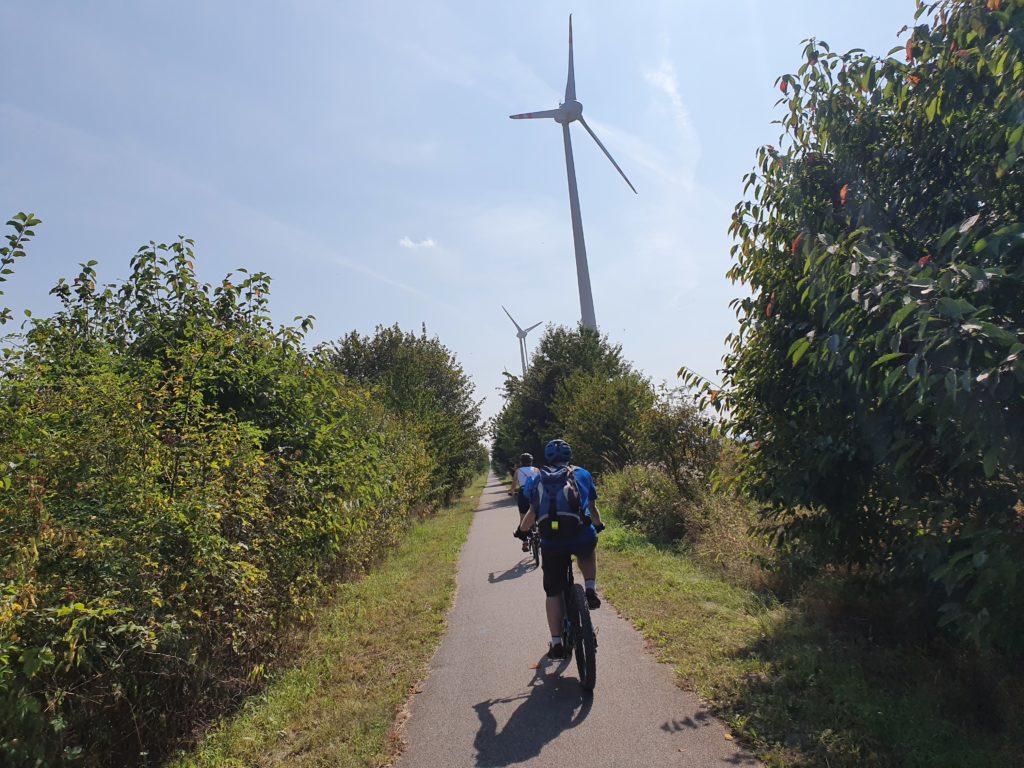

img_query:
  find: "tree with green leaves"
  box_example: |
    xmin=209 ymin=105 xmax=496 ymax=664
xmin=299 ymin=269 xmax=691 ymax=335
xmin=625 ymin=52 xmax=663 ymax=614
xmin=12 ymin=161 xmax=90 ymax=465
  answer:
xmin=325 ymin=324 xmax=484 ymax=506
xmin=490 ymin=325 xmax=631 ymax=472
xmin=700 ymin=0 xmax=1024 ymax=650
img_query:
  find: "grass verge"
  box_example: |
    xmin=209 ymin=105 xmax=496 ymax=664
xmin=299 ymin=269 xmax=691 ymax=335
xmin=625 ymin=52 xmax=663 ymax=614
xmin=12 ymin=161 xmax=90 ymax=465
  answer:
xmin=171 ymin=472 xmax=488 ymax=768
xmin=598 ymin=514 xmax=1024 ymax=768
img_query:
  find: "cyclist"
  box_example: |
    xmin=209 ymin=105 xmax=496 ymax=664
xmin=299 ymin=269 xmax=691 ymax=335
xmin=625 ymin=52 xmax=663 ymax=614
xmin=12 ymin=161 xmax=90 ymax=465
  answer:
xmin=514 ymin=439 xmax=604 ymax=659
xmin=510 ymin=453 xmax=540 ymax=551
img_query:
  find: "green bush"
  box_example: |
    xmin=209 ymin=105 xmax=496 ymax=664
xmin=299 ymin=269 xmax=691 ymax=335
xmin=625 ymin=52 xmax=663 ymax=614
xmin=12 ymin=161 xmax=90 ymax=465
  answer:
xmin=694 ymin=0 xmax=1024 ymax=651
xmin=0 ymin=228 xmax=476 ymax=766
xmin=602 ymin=464 xmax=690 ymax=544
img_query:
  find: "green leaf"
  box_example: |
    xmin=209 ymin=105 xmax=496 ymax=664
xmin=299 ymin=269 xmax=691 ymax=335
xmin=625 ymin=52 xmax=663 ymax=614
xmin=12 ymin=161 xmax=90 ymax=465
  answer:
xmin=982 ymin=447 xmax=998 ymax=477
xmin=935 ymin=297 xmax=976 ymax=319
xmin=872 ymin=352 xmax=908 ymax=368
xmin=890 ymin=301 xmax=918 ymax=328
xmin=788 ymin=337 xmax=811 ymax=366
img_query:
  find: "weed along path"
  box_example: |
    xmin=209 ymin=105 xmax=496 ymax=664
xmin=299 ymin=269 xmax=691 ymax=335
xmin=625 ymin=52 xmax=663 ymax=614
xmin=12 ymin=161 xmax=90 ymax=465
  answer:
xmin=394 ymin=474 xmax=760 ymax=767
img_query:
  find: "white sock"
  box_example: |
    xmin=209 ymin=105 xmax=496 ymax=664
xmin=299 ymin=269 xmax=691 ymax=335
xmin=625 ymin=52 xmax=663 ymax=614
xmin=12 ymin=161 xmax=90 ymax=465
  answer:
xmin=551 ymin=635 xmax=562 ymax=646
xmin=585 ymin=579 xmax=596 ymax=591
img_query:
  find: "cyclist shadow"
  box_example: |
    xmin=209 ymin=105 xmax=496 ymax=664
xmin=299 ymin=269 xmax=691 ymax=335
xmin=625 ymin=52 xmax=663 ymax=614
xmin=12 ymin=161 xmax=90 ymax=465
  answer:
xmin=472 ymin=659 xmax=592 ymax=767
xmin=487 ymin=558 xmax=536 ymax=583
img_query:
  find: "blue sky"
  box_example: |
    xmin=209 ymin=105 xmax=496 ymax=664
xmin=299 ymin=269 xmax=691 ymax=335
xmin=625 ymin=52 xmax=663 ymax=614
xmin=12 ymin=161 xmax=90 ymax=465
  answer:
xmin=1 ymin=1 xmax=917 ymax=422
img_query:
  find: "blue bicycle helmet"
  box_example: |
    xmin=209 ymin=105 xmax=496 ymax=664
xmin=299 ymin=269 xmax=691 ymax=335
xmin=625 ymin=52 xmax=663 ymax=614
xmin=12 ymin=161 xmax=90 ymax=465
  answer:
xmin=544 ymin=439 xmax=572 ymax=464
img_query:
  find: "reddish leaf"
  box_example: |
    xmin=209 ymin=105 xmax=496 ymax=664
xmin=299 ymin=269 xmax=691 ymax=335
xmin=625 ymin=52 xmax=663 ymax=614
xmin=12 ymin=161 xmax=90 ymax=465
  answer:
xmin=710 ymin=390 xmax=719 ymax=405
xmin=906 ymin=39 xmax=914 ymax=62
xmin=780 ymin=78 xmax=788 ymax=94
xmin=987 ymin=0 xmax=1000 ymax=10
xmin=791 ymin=234 xmax=803 ymax=254
xmin=908 ymin=74 xmax=921 ymax=86
xmin=840 ymin=184 xmax=849 ymax=206
xmin=918 ymin=254 xmax=932 ymax=268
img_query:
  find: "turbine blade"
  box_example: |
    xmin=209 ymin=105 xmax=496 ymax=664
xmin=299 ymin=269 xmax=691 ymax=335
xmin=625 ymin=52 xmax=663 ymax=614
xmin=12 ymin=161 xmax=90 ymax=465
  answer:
xmin=502 ymin=305 xmax=525 ymax=333
xmin=524 ymin=321 xmax=543 ymax=333
xmin=510 ymin=108 xmax=562 ymax=120
xmin=565 ymin=15 xmax=576 ymax=102
xmin=578 ymin=116 xmax=637 ymax=194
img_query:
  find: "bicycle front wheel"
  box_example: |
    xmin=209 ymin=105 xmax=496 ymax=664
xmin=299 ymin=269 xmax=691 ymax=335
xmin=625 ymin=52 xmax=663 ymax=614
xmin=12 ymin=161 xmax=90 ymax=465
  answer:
xmin=571 ymin=584 xmax=597 ymax=691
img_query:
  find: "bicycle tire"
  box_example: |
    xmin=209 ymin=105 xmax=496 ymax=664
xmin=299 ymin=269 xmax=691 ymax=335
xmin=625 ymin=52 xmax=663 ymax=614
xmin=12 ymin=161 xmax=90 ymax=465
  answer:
xmin=531 ymin=533 xmax=540 ymax=567
xmin=572 ymin=583 xmax=597 ymax=691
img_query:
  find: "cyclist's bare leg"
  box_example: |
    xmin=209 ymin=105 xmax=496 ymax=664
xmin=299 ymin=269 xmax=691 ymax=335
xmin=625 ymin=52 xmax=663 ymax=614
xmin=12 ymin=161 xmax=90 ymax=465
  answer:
xmin=545 ymin=595 xmax=563 ymax=636
xmin=577 ymin=551 xmax=597 ymax=581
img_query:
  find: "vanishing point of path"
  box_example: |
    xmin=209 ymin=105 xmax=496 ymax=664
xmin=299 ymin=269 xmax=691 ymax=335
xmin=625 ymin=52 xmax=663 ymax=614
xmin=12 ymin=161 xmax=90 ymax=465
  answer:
xmin=395 ymin=474 xmax=761 ymax=767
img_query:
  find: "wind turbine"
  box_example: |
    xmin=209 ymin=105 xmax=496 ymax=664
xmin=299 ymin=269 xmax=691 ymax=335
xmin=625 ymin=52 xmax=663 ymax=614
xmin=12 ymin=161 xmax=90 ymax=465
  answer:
xmin=510 ymin=15 xmax=636 ymax=331
xmin=503 ymin=305 xmax=542 ymax=378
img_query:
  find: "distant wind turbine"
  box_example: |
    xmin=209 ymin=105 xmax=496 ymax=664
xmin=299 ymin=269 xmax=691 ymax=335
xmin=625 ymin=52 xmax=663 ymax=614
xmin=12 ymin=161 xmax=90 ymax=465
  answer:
xmin=510 ymin=15 xmax=636 ymax=331
xmin=503 ymin=306 xmax=542 ymax=378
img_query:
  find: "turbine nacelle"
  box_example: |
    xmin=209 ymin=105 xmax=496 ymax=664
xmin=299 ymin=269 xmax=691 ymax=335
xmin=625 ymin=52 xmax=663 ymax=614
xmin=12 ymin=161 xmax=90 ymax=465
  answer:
xmin=556 ymin=100 xmax=583 ymax=124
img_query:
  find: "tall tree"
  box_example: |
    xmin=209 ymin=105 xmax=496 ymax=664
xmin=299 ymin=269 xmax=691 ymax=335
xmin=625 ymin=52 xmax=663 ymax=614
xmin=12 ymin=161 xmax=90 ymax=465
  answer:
xmin=704 ymin=0 xmax=1024 ymax=650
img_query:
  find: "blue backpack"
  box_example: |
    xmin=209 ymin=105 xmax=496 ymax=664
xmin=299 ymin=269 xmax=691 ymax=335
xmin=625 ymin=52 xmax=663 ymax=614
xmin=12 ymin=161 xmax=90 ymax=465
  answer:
xmin=535 ymin=465 xmax=583 ymax=537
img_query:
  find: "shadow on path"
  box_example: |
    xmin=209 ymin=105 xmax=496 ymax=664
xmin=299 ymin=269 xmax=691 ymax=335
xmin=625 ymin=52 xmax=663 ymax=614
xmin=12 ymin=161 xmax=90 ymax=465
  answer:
xmin=473 ymin=660 xmax=592 ymax=767
xmin=488 ymin=558 xmax=537 ymax=584
xmin=477 ymin=496 xmax=514 ymax=513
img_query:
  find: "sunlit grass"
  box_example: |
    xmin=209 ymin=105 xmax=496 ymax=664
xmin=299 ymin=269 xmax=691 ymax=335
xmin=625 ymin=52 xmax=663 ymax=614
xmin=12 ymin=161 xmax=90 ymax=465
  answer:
xmin=599 ymin=505 xmax=1024 ymax=768
xmin=172 ymin=473 xmax=488 ymax=768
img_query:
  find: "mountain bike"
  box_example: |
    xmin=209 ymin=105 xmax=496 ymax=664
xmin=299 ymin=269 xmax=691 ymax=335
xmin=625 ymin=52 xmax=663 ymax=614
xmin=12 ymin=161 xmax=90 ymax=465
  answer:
xmin=560 ymin=556 xmax=596 ymax=692
xmin=529 ymin=522 xmax=540 ymax=567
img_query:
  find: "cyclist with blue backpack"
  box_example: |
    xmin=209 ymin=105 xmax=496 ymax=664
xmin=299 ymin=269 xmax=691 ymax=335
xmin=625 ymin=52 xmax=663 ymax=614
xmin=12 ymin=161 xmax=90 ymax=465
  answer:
xmin=514 ymin=439 xmax=604 ymax=659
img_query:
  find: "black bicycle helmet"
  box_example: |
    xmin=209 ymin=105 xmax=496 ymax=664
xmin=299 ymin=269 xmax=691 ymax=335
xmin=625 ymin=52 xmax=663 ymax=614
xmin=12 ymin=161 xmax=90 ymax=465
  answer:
xmin=519 ymin=452 xmax=533 ymax=466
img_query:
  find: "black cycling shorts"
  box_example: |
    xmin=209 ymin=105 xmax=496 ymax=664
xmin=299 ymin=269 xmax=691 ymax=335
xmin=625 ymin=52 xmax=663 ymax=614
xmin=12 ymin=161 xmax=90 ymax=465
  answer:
xmin=516 ymin=490 xmax=531 ymax=515
xmin=541 ymin=538 xmax=597 ymax=597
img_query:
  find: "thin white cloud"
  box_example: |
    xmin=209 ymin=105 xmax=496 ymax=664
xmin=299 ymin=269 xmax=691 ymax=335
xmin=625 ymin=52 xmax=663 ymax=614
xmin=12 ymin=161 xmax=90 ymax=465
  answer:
xmin=399 ymin=236 xmax=437 ymax=249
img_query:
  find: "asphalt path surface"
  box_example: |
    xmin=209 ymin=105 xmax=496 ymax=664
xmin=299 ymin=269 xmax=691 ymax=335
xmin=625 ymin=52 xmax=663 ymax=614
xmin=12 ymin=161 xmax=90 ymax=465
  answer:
xmin=394 ymin=474 xmax=761 ymax=767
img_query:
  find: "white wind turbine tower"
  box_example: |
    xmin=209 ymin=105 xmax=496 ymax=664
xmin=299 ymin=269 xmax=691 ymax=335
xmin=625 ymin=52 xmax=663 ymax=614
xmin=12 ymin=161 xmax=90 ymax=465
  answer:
xmin=511 ymin=15 xmax=636 ymax=331
xmin=503 ymin=305 xmax=542 ymax=378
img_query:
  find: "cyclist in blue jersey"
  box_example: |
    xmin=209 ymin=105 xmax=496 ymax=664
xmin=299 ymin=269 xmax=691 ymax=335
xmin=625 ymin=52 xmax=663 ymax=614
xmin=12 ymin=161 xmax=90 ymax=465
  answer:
xmin=514 ymin=439 xmax=604 ymax=659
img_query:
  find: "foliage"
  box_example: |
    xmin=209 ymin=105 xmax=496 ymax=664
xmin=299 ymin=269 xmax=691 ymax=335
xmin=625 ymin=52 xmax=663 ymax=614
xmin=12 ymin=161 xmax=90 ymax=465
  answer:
xmin=0 ymin=213 xmax=40 ymax=327
xmin=552 ymin=369 xmax=655 ymax=472
xmin=173 ymin=474 xmax=486 ymax=768
xmin=490 ymin=325 xmax=630 ymax=472
xmin=696 ymin=0 xmax=1024 ymax=651
xmin=602 ymin=464 xmax=689 ymax=543
xmin=628 ymin=387 xmax=721 ymax=501
xmin=324 ymin=325 xmax=483 ymax=506
xmin=0 ymin=223 xmax=479 ymax=766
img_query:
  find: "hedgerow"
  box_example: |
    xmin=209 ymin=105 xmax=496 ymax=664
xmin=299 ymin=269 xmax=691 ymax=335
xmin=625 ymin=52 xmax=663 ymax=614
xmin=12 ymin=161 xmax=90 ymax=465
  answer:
xmin=0 ymin=220 xmax=481 ymax=766
xmin=695 ymin=0 xmax=1024 ymax=652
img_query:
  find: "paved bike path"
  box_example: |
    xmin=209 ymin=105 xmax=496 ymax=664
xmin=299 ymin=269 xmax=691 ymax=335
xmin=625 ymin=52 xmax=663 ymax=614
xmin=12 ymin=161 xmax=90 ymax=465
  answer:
xmin=394 ymin=474 xmax=760 ymax=767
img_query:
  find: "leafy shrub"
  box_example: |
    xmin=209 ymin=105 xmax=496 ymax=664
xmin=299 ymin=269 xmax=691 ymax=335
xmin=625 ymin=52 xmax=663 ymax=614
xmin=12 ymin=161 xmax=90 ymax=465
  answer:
xmin=628 ymin=387 xmax=720 ymax=501
xmin=695 ymin=0 xmax=1024 ymax=651
xmin=602 ymin=464 xmax=690 ymax=544
xmin=0 ymin=226 xmax=477 ymax=766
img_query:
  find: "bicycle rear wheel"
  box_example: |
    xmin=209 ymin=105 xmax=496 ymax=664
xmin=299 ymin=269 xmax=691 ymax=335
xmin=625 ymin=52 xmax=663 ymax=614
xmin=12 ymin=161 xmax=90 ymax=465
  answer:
xmin=530 ymin=532 xmax=540 ymax=567
xmin=571 ymin=584 xmax=597 ymax=691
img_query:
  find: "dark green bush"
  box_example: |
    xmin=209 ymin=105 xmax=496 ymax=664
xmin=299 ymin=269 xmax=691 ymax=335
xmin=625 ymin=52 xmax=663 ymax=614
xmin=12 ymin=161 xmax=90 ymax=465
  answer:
xmin=693 ymin=0 xmax=1024 ymax=651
